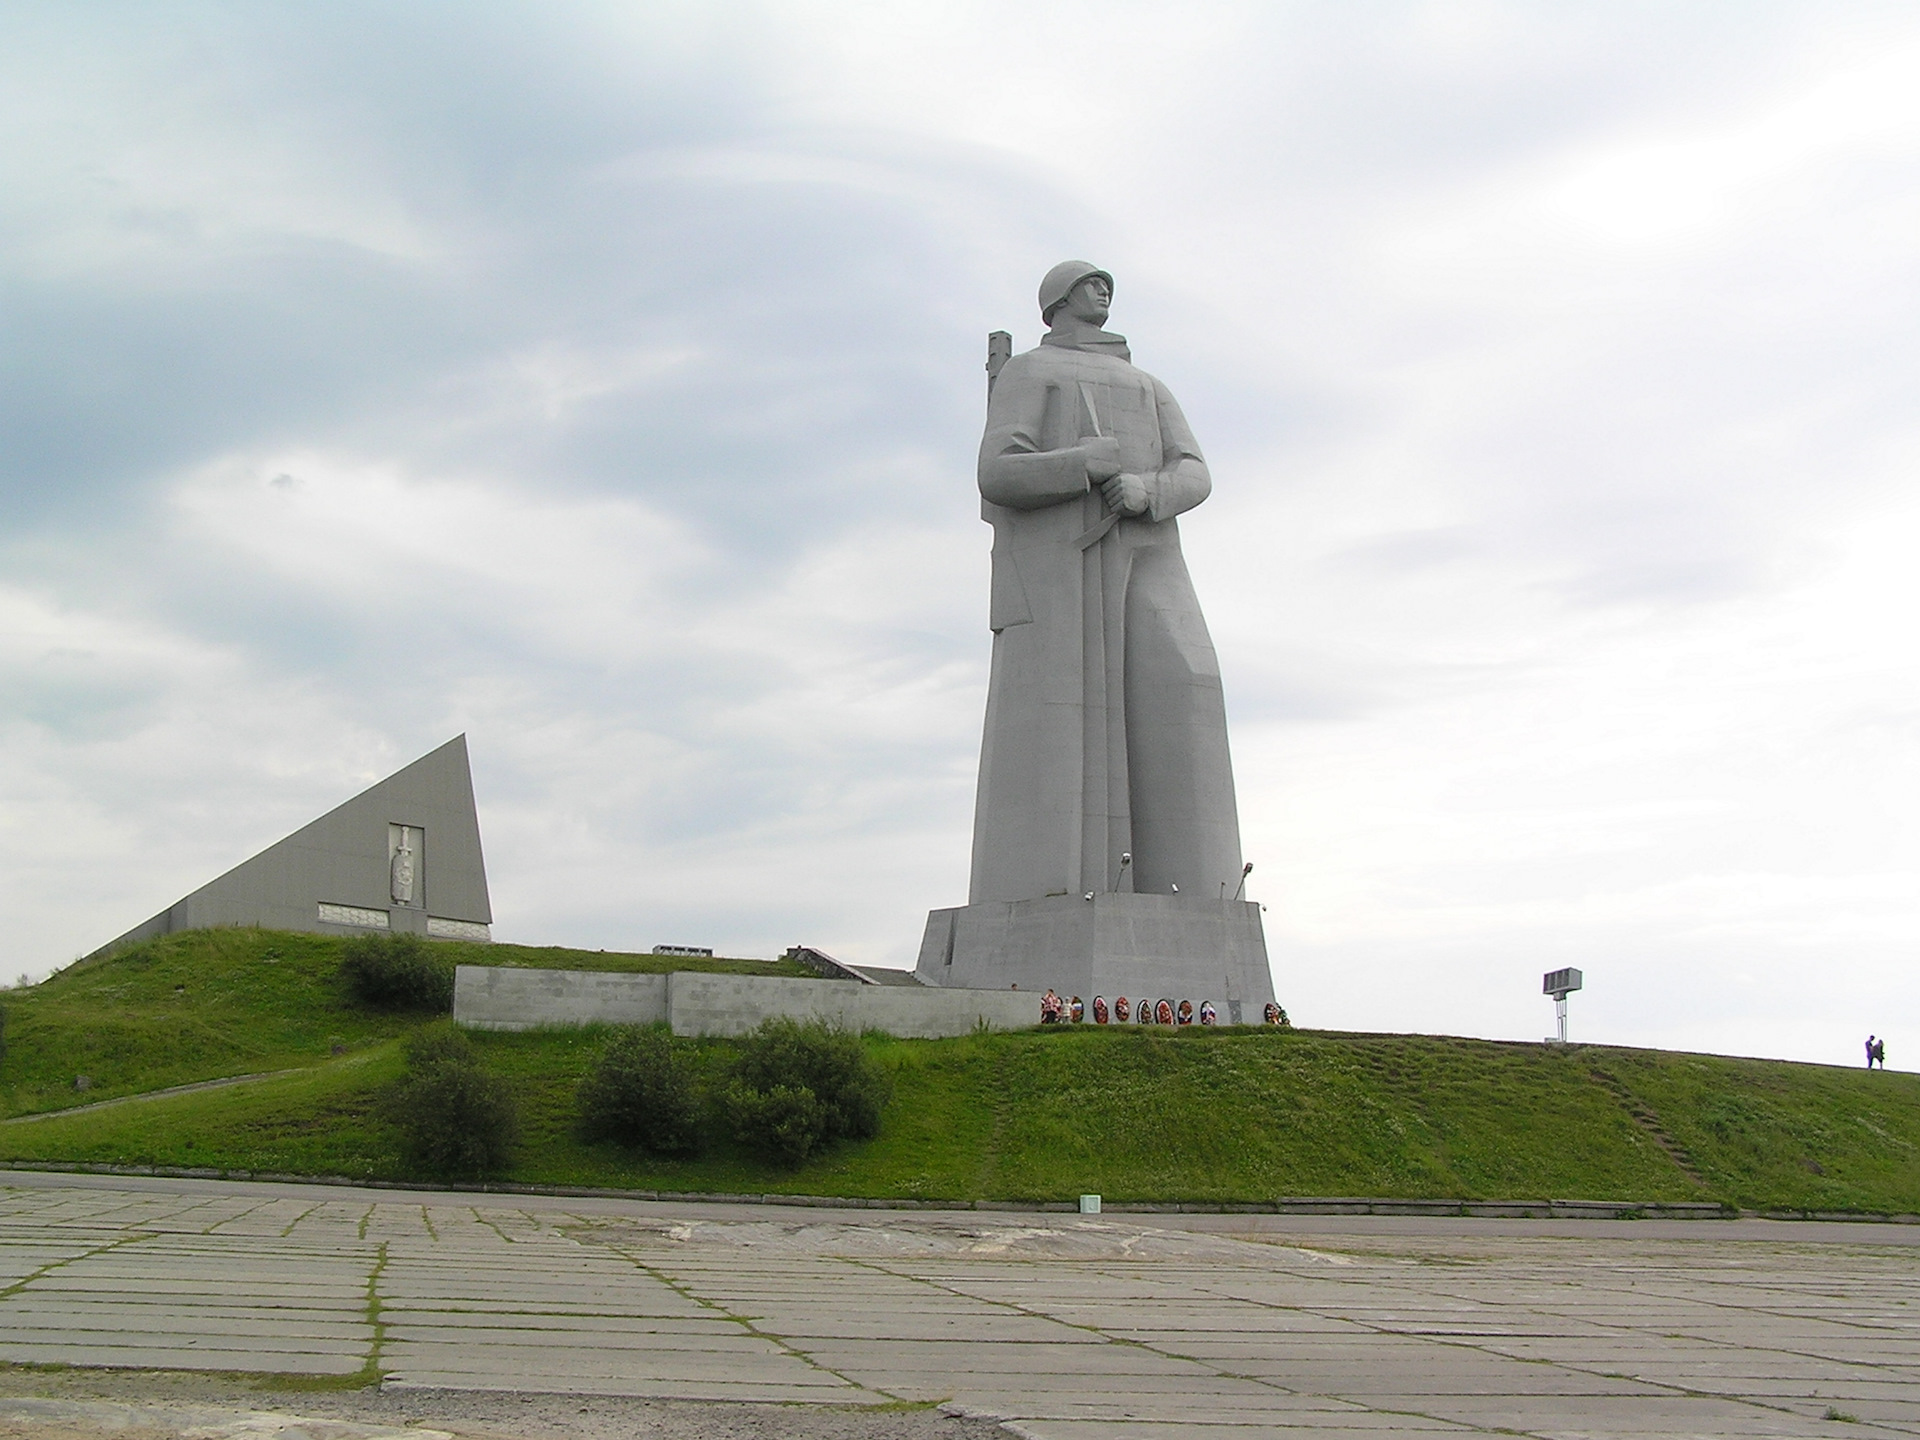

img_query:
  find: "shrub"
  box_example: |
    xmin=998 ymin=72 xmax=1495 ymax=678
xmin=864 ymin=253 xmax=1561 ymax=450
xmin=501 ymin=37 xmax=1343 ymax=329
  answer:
xmin=723 ymin=1018 xmax=891 ymax=1166
xmin=578 ymin=1027 xmax=703 ymax=1155
xmin=723 ymin=1081 xmax=827 ymax=1165
xmin=340 ymin=932 xmax=454 ymax=1011
xmin=384 ymin=1022 xmax=519 ymax=1178
xmin=404 ymin=1023 xmax=477 ymax=1070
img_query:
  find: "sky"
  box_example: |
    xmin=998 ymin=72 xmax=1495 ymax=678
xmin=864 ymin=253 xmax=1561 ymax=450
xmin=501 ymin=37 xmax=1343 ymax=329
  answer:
xmin=3 ymin=1 xmax=1917 ymax=1068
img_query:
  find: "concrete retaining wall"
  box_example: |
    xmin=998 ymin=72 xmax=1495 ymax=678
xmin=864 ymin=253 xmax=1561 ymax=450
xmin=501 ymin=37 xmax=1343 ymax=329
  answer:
xmin=664 ymin=972 xmax=1037 ymax=1038
xmin=453 ymin=965 xmax=1038 ymax=1038
xmin=455 ymin=966 xmax=667 ymax=1031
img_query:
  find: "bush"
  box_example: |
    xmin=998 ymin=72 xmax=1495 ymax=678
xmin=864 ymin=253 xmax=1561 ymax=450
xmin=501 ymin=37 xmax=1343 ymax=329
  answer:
xmin=723 ymin=1018 xmax=891 ymax=1166
xmin=340 ymin=932 xmax=454 ymax=1011
xmin=404 ymin=1023 xmax=477 ymax=1070
xmin=578 ymin=1027 xmax=703 ymax=1155
xmin=384 ymin=1023 xmax=519 ymax=1178
xmin=723 ymin=1081 xmax=827 ymax=1166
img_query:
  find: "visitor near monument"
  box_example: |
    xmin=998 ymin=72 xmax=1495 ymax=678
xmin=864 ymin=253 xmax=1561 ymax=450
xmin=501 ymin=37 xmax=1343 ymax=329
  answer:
xmin=918 ymin=262 xmax=1276 ymax=1014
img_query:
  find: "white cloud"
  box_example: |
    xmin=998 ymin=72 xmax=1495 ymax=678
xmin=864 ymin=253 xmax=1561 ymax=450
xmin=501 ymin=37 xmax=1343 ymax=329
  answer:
xmin=1543 ymin=39 xmax=1920 ymax=246
xmin=171 ymin=453 xmax=705 ymax=663
xmin=4 ymin=2 xmax=1918 ymax=1071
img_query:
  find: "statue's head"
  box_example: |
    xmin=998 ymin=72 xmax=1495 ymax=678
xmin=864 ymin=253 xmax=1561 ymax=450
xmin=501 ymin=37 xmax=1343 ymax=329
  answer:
xmin=1039 ymin=260 xmax=1113 ymax=325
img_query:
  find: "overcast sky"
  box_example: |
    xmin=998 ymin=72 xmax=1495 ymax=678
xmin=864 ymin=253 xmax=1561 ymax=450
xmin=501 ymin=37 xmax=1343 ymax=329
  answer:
xmin=4 ymin=1 xmax=1917 ymax=1067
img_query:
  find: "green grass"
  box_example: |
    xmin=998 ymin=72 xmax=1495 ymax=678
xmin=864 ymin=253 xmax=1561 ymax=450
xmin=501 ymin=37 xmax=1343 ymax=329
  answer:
xmin=1599 ymin=1048 xmax=1920 ymax=1214
xmin=0 ymin=926 xmax=805 ymax=1120
xmin=508 ymin=1024 xmax=1699 ymax=1204
xmin=0 ymin=1048 xmax=407 ymax=1179
xmin=3 ymin=927 xmax=1917 ymax=1213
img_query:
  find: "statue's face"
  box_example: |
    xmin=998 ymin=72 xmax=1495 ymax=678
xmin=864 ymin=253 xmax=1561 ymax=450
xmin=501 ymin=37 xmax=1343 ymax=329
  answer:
xmin=1062 ymin=275 xmax=1111 ymax=325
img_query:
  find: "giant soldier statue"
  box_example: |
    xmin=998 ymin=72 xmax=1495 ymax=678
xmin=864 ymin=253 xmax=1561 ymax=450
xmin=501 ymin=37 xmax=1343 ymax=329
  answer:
xmin=917 ymin=262 xmax=1275 ymax=1017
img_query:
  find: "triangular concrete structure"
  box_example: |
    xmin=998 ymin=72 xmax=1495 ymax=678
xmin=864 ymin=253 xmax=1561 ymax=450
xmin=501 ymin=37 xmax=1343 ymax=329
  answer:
xmin=95 ymin=735 xmax=493 ymax=956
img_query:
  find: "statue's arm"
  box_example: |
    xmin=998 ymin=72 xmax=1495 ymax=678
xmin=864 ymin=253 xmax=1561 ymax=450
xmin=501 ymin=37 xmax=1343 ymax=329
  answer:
xmin=1144 ymin=377 xmax=1212 ymax=522
xmin=978 ymin=366 xmax=1094 ymax=511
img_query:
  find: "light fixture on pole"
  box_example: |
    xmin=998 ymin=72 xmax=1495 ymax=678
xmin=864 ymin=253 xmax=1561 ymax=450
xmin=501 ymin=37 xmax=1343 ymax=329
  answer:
xmin=1542 ymin=967 xmax=1583 ymax=1045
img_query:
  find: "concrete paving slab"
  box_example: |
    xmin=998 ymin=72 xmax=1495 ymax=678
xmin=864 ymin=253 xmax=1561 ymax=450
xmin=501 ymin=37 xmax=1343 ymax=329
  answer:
xmin=379 ymin=1373 xmax=884 ymax=1402
xmin=997 ymin=1411 xmax=1376 ymax=1433
xmin=378 ymin=1343 xmax=838 ymax=1383
xmin=1199 ymin=1367 xmax=1675 ymax=1396
xmin=383 ymin=1324 xmax=777 ymax=1353
xmin=796 ymin=1340 xmax=1214 ymax=1376
xmin=2 ymin=1172 xmax=1918 ymax=1439
xmin=0 ymin=1311 xmax=368 ymax=1342
xmin=881 ymin=1372 xmax=1290 ymax=1401
xmin=1390 ymin=1392 xmax=1849 ymax=1425
xmin=0 ymin=1343 xmax=364 ymax=1374
xmin=0 ymin=1329 xmax=367 ymax=1358
xmin=964 ymin=1389 xmax=1374 ymax=1416
xmin=377 ymin=1308 xmax=743 ymax=1334
xmin=985 ymin=1417 xmax=1483 ymax=1436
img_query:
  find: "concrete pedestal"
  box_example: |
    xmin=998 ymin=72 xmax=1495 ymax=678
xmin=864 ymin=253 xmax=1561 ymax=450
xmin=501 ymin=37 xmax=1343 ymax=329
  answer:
xmin=915 ymin=892 xmax=1274 ymax=1022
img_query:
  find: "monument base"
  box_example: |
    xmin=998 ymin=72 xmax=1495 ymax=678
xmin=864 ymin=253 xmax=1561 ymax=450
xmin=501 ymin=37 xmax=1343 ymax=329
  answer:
xmin=915 ymin=893 xmax=1274 ymax=1023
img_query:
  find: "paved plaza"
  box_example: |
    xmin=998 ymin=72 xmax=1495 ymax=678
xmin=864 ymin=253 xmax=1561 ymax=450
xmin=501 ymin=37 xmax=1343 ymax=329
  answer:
xmin=0 ymin=1171 xmax=1916 ymax=1438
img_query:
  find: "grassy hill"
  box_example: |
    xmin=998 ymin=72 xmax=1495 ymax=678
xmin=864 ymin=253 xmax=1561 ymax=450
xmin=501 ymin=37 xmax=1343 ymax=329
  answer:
xmin=3 ymin=927 xmax=1916 ymax=1215
xmin=0 ymin=926 xmax=807 ymax=1118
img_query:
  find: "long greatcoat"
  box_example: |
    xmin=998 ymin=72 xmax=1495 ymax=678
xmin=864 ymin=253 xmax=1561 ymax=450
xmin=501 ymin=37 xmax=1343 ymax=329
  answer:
xmin=969 ymin=329 xmax=1245 ymax=905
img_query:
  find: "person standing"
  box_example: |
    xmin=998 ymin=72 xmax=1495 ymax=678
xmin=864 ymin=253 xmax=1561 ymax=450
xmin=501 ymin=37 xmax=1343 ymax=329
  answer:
xmin=1867 ymin=1035 xmax=1878 ymax=1069
xmin=1874 ymin=1037 xmax=1887 ymax=1070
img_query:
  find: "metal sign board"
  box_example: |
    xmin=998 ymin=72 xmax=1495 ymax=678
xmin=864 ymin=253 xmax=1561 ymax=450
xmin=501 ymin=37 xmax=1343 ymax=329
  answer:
xmin=1542 ymin=967 xmax=1583 ymax=998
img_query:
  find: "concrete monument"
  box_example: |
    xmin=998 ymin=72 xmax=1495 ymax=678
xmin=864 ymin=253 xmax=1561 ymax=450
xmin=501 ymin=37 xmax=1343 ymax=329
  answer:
xmin=91 ymin=734 xmax=493 ymax=957
xmin=917 ymin=262 xmax=1274 ymax=1017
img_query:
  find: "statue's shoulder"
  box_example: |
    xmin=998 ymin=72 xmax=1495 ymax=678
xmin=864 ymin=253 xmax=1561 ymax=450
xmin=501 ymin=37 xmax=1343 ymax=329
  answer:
xmin=984 ymin=348 xmax=1059 ymax=405
xmin=1006 ymin=343 xmax=1134 ymax=382
xmin=1000 ymin=346 xmax=1067 ymax=380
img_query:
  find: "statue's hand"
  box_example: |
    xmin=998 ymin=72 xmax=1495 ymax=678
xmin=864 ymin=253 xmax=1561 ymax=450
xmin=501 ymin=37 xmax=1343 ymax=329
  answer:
xmin=1101 ymin=472 xmax=1151 ymax=516
xmin=1082 ymin=435 xmax=1122 ymax=481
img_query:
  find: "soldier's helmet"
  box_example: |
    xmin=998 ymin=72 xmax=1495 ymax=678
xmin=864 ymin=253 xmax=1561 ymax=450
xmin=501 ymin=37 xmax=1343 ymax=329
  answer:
xmin=1039 ymin=261 xmax=1113 ymax=321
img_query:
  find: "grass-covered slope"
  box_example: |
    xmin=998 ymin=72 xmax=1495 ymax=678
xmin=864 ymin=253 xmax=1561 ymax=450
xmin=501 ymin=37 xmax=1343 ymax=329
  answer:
xmin=3 ymin=928 xmax=1916 ymax=1214
xmin=0 ymin=925 xmax=806 ymax=1119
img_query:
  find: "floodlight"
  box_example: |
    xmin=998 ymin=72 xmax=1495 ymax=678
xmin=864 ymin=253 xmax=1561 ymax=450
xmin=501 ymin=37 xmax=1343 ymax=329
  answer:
xmin=1542 ymin=968 xmax=1583 ymax=1044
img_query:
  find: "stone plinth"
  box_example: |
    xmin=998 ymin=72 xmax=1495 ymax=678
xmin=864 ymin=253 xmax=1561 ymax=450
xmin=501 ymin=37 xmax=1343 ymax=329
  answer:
xmin=915 ymin=892 xmax=1274 ymax=1020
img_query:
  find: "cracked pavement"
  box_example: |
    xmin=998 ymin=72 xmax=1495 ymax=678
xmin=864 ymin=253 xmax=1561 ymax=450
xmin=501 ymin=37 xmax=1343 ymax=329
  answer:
xmin=1 ymin=1172 xmax=1916 ymax=1438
